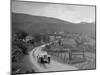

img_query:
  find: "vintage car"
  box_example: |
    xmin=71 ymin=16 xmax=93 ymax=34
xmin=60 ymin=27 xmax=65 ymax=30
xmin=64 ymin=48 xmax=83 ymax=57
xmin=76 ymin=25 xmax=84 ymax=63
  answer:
xmin=37 ymin=51 xmax=51 ymax=64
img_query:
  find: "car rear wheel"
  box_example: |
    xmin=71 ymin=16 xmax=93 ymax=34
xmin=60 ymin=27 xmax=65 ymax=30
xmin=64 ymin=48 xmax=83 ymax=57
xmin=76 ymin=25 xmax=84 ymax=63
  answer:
xmin=48 ymin=57 xmax=50 ymax=64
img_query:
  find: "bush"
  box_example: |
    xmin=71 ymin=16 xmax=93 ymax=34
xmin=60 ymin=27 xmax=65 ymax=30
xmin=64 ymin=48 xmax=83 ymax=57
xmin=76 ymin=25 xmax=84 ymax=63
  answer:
xmin=34 ymin=33 xmax=41 ymax=43
xmin=14 ymin=31 xmax=28 ymax=40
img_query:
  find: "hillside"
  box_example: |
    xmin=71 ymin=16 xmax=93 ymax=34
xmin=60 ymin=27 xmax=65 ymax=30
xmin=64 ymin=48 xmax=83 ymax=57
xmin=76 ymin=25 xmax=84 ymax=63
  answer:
xmin=12 ymin=13 xmax=95 ymax=38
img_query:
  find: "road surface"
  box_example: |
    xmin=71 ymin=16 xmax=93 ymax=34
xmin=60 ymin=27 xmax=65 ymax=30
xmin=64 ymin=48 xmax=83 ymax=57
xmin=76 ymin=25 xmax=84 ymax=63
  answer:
xmin=29 ymin=43 xmax=78 ymax=72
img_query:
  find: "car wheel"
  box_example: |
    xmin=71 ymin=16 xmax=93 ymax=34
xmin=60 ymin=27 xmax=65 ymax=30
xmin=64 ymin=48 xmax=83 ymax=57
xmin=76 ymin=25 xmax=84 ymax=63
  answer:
xmin=40 ymin=57 xmax=44 ymax=63
xmin=48 ymin=57 xmax=50 ymax=64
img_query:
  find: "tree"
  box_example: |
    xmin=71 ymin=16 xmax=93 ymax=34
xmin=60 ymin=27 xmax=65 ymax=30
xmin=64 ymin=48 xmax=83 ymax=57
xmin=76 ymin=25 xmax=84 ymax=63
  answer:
xmin=34 ymin=33 xmax=42 ymax=43
xmin=74 ymin=37 xmax=83 ymax=47
xmin=42 ymin=34 xmax=49 ymax=43
xmin=14 ymin=31 xmax=28 ymax=41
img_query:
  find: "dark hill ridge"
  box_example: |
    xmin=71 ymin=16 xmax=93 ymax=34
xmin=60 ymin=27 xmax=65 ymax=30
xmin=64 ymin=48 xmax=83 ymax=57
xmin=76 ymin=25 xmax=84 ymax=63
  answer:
xmin=12 ymin=13 xmax=95 ymax=37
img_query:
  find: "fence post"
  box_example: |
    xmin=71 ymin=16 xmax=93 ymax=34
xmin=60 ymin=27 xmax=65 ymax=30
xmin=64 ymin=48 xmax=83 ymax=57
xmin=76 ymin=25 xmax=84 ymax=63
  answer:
xmin=68 ymin=48 xmax=72 ymax=61
xmin=83 ymin=47 xmax=85 ymax=60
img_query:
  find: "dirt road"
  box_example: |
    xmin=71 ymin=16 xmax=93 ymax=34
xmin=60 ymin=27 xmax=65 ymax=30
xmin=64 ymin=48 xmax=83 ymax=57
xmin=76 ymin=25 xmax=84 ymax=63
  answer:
xmin=29 ymin=44 xmax=78 ymax=72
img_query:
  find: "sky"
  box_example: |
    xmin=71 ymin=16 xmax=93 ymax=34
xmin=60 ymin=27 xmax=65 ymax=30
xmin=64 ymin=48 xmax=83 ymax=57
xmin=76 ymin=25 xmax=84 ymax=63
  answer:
xmin=11 ymin=1 xmax=95 ymax=23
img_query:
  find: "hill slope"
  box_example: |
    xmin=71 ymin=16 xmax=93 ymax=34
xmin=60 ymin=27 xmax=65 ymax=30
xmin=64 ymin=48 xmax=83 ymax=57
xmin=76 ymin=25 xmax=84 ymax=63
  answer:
xmin=12 ymin=13 xmax=95 ymax=37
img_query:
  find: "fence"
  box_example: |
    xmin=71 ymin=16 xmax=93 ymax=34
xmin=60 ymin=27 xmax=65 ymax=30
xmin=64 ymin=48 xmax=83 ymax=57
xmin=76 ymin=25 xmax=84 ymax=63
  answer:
xmin=47 ymin=48 xmax=85 ymax=64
